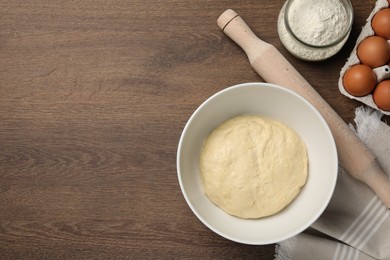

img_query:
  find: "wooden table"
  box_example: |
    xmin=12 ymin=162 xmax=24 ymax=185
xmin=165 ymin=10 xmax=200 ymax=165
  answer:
xmin=0 ymin=0 xmax=387 ymax=258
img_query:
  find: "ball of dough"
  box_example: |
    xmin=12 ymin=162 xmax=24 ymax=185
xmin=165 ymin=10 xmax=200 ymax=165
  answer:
xmin=200 ymin=115 xmax=308 ymax=219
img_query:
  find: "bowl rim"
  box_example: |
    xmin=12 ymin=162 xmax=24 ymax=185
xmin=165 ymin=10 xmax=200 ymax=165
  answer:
xmin=176 ymin=82 xmax=338 ymax=245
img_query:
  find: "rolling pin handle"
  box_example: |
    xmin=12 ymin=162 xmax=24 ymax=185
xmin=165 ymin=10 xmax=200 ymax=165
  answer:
xmin=217 ymin=9 xmax=239 ymax=31
xmin=217 ymin=9 xmax=271 ymax=63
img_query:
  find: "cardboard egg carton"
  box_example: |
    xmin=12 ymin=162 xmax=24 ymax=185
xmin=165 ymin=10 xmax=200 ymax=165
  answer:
xmin=339 ymin=0 xmax=390 ymax=115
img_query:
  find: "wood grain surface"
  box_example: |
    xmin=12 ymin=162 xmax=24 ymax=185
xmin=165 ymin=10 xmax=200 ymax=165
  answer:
xmin=0 ymin=0 xmax=387 ymax=259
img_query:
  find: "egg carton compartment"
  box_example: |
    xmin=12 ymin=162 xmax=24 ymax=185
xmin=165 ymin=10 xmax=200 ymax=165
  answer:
xmin=339 ymin=0 xmax=390 ymax=115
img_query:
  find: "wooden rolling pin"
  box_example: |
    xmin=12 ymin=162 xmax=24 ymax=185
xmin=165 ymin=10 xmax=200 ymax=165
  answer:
xmin=217 ymin=9 xmax=390 ymax=207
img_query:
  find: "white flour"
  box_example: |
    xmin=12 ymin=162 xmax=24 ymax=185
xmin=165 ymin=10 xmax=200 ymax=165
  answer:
xmin=277 ymin=0 xmax=351 ymax=61
xmin=288 ymin=0 xmax=349 ymax=46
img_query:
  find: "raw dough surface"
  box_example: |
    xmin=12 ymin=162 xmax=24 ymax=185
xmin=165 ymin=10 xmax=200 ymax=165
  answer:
xmin=200 ymin=115 xmax=308 ymax=219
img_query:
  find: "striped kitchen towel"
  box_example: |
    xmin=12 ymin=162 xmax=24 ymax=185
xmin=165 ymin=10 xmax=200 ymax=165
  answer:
xmin=275 ymin=106 xmax=390 ymax=260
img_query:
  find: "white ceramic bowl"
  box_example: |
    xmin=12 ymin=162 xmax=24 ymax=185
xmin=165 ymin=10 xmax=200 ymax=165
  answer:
xmin=177 ymin=82 xmax=338 ymax=245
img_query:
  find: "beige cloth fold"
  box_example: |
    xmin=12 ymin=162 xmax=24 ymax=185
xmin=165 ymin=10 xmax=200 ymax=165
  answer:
xmin=275 ymin=106 xmax=390 ymax=260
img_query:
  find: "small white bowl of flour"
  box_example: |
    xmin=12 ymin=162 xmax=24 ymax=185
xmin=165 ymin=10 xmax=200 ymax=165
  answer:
xmin=278 ymin=0 xmax=353 ymax=61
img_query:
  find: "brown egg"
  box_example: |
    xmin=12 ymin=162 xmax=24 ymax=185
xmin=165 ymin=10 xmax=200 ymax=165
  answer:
xmin=343 ymin=64 xmax=377 ymax=96
xmin=373 ymin=80 xmax=390 ymax=111
xmin=357 ymin=36 xmax=390 ymax=68
xmin=372 ymin=8 xmax=390 ymax=39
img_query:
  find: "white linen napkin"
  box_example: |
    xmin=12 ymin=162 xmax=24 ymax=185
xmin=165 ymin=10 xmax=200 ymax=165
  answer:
xmin=275 ymin=106 xmax=390 ymax=260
